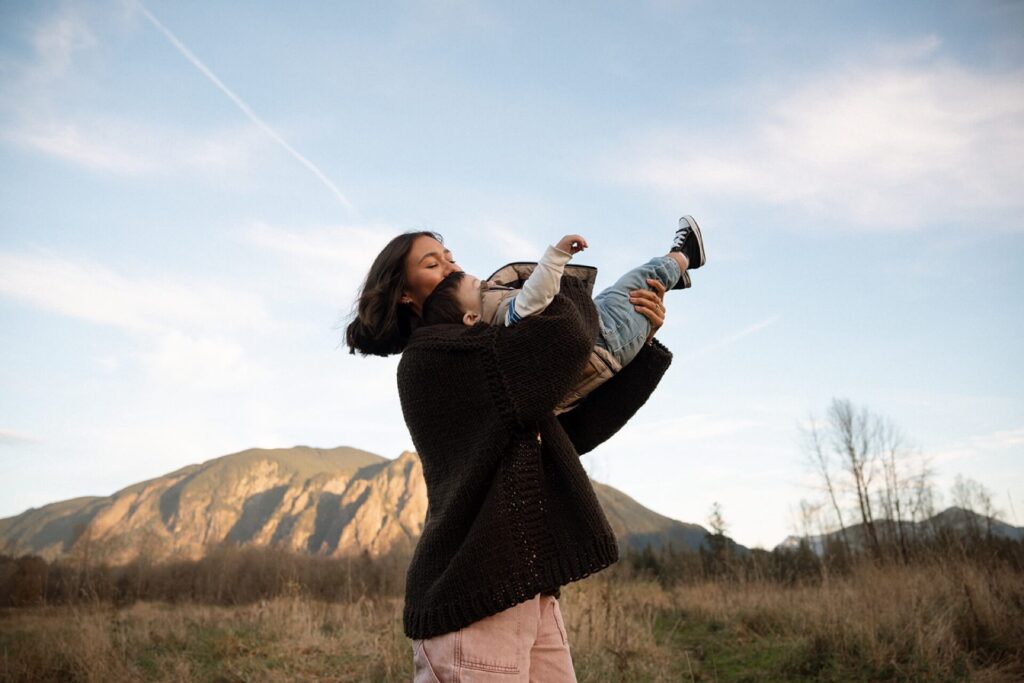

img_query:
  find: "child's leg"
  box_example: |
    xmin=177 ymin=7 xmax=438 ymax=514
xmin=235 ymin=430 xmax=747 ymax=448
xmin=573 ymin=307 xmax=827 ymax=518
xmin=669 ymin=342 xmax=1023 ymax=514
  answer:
xmin=593 ymin=255 xmax=682 ymax=368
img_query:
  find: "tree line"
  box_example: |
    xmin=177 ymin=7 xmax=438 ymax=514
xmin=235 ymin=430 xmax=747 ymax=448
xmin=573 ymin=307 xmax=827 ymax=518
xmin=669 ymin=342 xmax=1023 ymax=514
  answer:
xmin=0 ymin=544 xmax=411 ymax=608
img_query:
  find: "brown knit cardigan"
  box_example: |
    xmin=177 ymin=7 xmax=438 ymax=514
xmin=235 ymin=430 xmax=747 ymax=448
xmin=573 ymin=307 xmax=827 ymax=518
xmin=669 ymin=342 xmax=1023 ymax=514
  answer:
xmin=397 ymin=275 xmax=672 ymax=639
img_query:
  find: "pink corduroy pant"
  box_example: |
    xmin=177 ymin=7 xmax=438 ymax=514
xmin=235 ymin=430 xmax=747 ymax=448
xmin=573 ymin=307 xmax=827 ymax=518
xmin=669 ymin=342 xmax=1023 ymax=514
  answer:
xmin=410 ymin=593 xmax=577 ymax=682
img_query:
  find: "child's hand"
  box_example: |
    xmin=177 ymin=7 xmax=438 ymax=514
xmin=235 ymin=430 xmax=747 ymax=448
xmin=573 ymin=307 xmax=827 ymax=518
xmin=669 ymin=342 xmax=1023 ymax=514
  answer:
xmin=556 ymin=234 xmax=588 ymax=255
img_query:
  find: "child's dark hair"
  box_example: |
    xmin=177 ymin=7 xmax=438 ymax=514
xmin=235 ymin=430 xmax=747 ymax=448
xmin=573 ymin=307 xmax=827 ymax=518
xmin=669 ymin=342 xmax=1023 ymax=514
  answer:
xmin=345 ymin=230 xmax=443 ymax=356
xmin=422 ymin=271 xmax=469 ymax=326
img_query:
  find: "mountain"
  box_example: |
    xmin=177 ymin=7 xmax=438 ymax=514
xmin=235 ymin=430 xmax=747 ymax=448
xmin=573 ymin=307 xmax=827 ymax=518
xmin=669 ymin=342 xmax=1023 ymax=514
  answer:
xmin=775 ymin=506 xmax=1024 ymax=554
xmin=0 ymin=445 xmax=726 ymax=565
xmin=927 ymin=507 xmax=1024 ymax=540
xmin=591 ymin=481 xmax=717 ymax=553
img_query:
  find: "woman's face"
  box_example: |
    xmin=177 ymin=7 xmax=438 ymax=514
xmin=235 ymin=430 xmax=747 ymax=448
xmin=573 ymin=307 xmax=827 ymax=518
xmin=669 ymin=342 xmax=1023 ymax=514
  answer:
xmin=403 ymin=236 xmax=463 ymax=315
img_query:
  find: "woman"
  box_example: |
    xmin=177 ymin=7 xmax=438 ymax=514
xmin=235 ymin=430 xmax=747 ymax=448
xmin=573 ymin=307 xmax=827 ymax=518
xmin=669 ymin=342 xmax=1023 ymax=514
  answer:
xmin=347 ymin=231 xmax=673 ymax=681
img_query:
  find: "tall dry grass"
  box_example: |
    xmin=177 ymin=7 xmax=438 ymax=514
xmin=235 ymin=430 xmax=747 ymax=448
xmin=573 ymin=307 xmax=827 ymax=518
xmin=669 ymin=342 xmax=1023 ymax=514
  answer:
xmin=656 ymin=559 xmax=1024 ymax=682
xmin=1 ymin=593 xmax=410 ymax=682
xmin=1 ymin=559 xmax=1021 ymax=682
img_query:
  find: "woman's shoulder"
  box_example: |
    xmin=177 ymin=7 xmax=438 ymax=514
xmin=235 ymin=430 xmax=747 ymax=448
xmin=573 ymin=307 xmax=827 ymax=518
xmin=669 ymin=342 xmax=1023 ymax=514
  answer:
xmin=397 ymin=324 xmax=498 ymax=398
xmin=402 ymin=322 xmax=497 ymax=354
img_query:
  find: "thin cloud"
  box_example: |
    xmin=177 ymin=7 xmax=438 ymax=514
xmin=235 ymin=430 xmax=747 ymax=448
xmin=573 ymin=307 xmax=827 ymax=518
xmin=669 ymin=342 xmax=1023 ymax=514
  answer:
xmin=681 ymin=315 xmax=781 ymax=361
xmin=0 ymin=430 xmax=42 ymax=446
xmin=603 ymin=413 xmax=763 ymax=470
xmin=0 ymin=249 xmax=275 ymax=390
xmin=931 ymin=427 xmax=1024 ymax=464
xmin=244 ymin=222 xmax=392 ymax=269
xmin=241 ymin=222 xmax=398 ymax=299
xmin=130 ymin=0 xmax=355 ymax=213
xmin=3 ymin=7 xmax=267 ymax=181
xmin=27 ymin=6 xmax=98 ymax=83
xmin=487 ymin=224 xmax=544 ymax=263
xmin=136 ymin=330 xmax=260 ymax=390
xmin=642 ymin=414 xmax=762 ymax=442
xmin=5 ymin=119 xmax=265 ymax=177
xmin=973 ymin=428 xmax=1024 ymax=451
xmin=0 ymin=250 xmax=271 ymax=334
xmin=617 ymin=55 xmax=1024 ymax=231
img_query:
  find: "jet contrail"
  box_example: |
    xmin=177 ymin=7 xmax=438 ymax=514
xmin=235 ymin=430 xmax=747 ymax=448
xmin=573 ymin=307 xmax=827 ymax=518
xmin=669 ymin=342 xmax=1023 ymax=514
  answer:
xmin=131 ymin=0 xmax=354 ymax=213
xmin=681 ymin=315 xmax=781 ymax=360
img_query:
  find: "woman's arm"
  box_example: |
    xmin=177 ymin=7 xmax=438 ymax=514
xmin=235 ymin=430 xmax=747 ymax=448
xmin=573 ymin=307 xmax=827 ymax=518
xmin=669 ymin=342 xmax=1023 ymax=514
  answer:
xmin=556 ymin=279 xmax=672 ymax=454
xmin=490 ymin=276 xmax=598 ymax=427
xmin=556 ymin=337 xmax=672 ymax=455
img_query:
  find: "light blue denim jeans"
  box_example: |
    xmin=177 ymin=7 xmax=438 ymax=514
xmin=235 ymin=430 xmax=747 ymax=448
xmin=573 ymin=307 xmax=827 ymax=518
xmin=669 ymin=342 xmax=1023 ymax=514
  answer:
xmin=594 ymin=255 xmax=681 ymax=368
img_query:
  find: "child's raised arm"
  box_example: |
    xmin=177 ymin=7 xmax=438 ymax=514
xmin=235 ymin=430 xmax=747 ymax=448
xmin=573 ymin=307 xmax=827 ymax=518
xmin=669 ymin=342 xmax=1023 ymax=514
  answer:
xmin=506 ymin=235 xmax=586 ymax=325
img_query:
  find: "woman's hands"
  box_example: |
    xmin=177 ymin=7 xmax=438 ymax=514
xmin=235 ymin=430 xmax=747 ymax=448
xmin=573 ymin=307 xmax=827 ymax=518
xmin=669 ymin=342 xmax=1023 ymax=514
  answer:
xmin=556 ymin=234 xmax=588 ymax=255
xmin=630 ymin=278 xmax=667 ymax=342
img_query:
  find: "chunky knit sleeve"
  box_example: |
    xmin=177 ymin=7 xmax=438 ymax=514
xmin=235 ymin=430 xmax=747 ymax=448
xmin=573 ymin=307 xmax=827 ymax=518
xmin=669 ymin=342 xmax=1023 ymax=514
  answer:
xmin=557 ymin=337 xmax=672 ymax=455
xmin=490 ymin=276 xmax=597 ymax=427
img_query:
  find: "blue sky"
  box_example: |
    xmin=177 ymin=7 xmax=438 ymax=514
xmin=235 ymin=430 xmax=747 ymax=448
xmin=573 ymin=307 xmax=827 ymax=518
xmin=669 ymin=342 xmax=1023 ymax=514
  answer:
xmin=1 ymin=0 xmax=1022 ymax=548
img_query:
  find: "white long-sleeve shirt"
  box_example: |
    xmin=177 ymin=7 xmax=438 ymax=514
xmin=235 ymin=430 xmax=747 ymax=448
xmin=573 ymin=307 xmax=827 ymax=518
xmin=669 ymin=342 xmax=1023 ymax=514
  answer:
xmin=504 ymin=245 xmax=574 ymax=326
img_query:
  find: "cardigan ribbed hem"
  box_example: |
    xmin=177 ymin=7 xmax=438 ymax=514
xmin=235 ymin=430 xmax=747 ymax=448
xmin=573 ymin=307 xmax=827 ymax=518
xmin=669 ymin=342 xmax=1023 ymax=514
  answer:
xmin=403 ymin=535 xmax=618 ymax=640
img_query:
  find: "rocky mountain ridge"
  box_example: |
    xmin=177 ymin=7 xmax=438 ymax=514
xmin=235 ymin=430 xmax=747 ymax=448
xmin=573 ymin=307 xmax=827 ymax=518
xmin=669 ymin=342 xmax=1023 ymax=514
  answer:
xmin=0 ymin=445 xmax=719 ymax=565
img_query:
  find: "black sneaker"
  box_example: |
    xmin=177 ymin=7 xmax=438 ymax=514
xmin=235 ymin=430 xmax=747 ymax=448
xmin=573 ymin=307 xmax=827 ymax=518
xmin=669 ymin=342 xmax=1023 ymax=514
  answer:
xmin=671 ymin=215 xmax=705 ymax=270
xmin=671 ymin=270 xmax=692 ymax=290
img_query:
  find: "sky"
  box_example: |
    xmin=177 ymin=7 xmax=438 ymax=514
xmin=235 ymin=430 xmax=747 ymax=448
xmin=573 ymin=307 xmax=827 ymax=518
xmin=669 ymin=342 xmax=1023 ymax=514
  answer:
xmin=1 ymin=0 xmax=1022 ymax=549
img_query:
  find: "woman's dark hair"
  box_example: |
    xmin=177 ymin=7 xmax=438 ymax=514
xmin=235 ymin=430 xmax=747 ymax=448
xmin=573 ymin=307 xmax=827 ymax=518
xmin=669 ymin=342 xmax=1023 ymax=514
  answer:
xmin=345 ymin=231 xmax=443 ymax=356
xmin=421 ymin=271 xmax=468 ymax=327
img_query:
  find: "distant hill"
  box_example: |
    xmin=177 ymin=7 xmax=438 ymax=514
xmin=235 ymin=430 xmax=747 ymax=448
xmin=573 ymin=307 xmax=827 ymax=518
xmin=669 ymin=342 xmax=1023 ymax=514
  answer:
xmin=0 ymin=445 xmax=734 ymax=565
xmin=591 ymin=481 xmax=731 ymax=553
xmin=775 ymin=507 xmax=1024 ymax=554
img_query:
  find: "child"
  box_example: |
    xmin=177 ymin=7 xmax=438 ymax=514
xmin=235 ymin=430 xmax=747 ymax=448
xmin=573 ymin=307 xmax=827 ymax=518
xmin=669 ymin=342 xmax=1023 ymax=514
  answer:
xmin=421 ymin=216 xmax=705 ymax=413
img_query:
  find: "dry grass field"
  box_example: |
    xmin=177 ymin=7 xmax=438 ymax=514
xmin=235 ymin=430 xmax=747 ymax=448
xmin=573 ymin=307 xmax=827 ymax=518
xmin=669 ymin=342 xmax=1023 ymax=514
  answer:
xmin=2 ymin=558 xmax=1022 ymax=682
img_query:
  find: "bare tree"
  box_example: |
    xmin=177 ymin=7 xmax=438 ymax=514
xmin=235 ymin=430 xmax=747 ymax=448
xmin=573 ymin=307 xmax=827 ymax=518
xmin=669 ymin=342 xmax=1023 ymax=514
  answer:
xmin=802 ymin=398 xmax=940 ymax=561
xmin=877 ymin=417 xmax=912 ymax=561
xmin=828 ymin=398 xmax=882 ymax=557
xmin=909 ymin=457 xmax=937 ymax=522
xmin=802 ymin=414 xmax=851 ymax=552
xmin=951 ymin=475 xmax=1000 ymax=538
xmin=797 ymin=498 xmax=822 ymax=542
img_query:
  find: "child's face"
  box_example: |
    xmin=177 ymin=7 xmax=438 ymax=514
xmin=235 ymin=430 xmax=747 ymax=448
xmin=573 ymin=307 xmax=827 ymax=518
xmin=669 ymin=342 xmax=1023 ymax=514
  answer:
xmin=455 ymin=274 xmax=484 ymax=326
